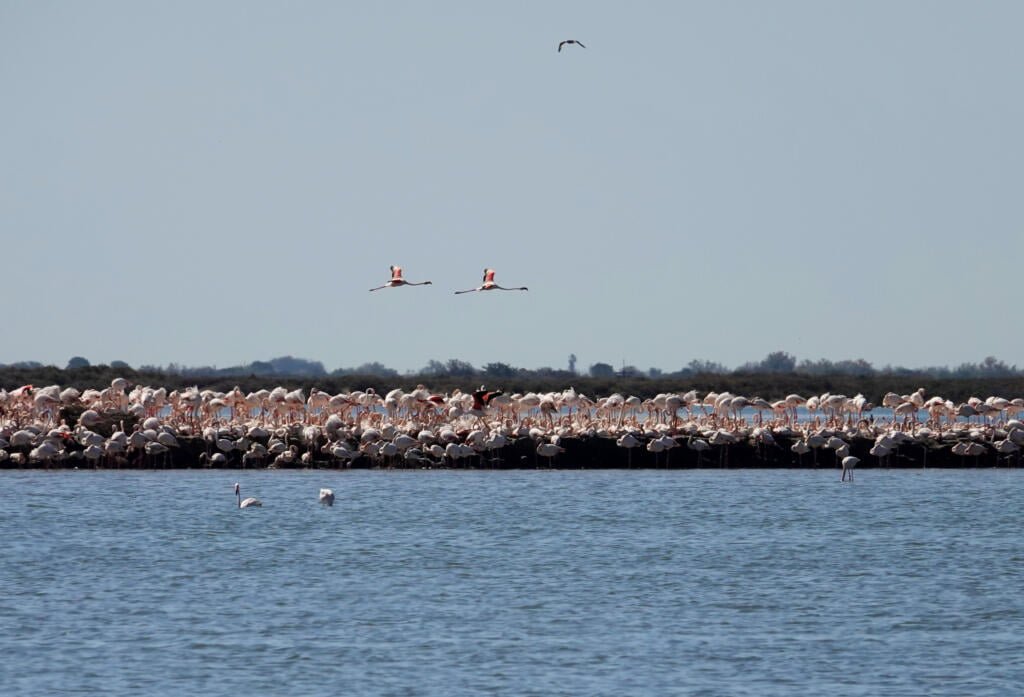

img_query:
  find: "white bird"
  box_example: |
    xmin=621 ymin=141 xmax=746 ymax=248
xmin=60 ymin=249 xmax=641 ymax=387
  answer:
xmin=29 ymin=440 xmax=61 ymax=465
xmin=646 ymin=438 xmax=666 ymax=454
xmin=454 ymin=268 xmax=528 ymax=294
xmin=616 ymin=432 xmax=642 ymax=467
xmin=144 ymin=441 xmax=169 ymax=466
xmin=841 ymin=456 xmax=859 ymax=482
xmin=319 ymin=488 xmax=335 ymax=506
xmin=10 ymin=429 xmax=36 ymax=447
xmin=536 ymin=442 xmax=564 ymax=466
xmin=993 ymin=440 xmax=1019 ymax=454
xmin=869 ymin=442 xmax=892 ymax=461
xmin=960 ymin=442 xmax=986 ymax=457
xmin=235 ymin=483 xmax=262 ymax=508
xmin=157 ymin=431 xmax=179 ymax=448
xmin=369 ymin=265 xmax=433 ymax=291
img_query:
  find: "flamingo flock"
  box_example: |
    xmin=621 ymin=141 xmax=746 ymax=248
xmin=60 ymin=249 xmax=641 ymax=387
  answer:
xmin=2 ymin=381 xmax=1023 ymax=478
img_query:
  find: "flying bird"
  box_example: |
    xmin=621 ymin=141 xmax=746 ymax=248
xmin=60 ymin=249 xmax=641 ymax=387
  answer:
xmin=454 ymin=268 xmax=528 ymax=294
xmin=472 ymin=387 xmax=504 ymax=411
xmin=369 ymin=265 xmax=433 ymax=291
xmin=558 ymin=39 xmax=586 ymax=52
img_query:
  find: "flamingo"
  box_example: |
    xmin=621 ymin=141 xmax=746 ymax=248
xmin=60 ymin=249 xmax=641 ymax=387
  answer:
xmin=369 ymin=265 xmax=433 ymax=291
xmin=558 ymin=39 xmax=586 ymax=52
xmin=841 ymin=456 xmax=859 ymax=481
xmin=687 ymin=435 xmax=710 ymax=466
xmin=536 ymin=442 xmax=565 ymax=467
xmin=454 ymin=268 xmax=528 ymax=294
xmin=470 ymin=387 xmax=504 ymax=417
xmin=235 ymin=483 xmax=262 ymax=508
xmin=790 ymin=439 xmax=810 ymax=466
xmin=616 ymin=432 xmax=641 ymax=467
xmin=319 ymin=488 xmax=335 ymax=506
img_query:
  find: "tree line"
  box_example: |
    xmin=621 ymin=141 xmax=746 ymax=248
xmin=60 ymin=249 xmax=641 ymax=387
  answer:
xmin=3 ymin=352 xmax=1024 ymax=404
xmin=31 ymin=351 xmax=1024 ymax=381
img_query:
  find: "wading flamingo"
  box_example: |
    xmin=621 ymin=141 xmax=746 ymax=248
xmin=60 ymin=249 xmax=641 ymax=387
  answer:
xmin=536 ymin=442 xmax=565 ymax=467
xmin=841 ymin=456 xmax=859 ymax=482
xmin=369 ymin=265 xmax=432 ymax=291
xmin=454 ymin=268 xmax=528 ymax=294
xmin=616 ymin=432 xmax=641 ymax=467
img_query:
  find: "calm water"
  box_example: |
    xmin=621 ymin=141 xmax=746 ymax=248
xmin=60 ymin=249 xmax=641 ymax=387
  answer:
xmin=1 ymin=469 xmax=1022 ymax=696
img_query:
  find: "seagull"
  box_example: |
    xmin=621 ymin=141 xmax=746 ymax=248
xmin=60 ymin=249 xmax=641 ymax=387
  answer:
xmin=558 ymin=39 xmax=586 ymax=52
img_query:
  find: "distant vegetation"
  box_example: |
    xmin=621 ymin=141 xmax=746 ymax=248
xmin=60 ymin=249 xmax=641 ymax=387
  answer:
xmin=3 ymin=352 xmax=1024 ymax=403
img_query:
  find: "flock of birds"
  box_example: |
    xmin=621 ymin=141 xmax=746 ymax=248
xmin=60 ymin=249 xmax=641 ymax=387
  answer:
xmin=370 ymin=35 xmax=586 ymax=296
xmin=10 ymin=34 xmax=1011 ymax=499
xmin=370 ymin=266 xmax=528 ymax=294
xmin=233 ymin=483 xmax=334 ymax=509
xmin=3 ymin=380 xmax=1024 ymax=489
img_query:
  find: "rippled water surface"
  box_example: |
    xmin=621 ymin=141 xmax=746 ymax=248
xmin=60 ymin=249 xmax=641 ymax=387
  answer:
xmin=2 ymin=469 xmax=1023 ymax=696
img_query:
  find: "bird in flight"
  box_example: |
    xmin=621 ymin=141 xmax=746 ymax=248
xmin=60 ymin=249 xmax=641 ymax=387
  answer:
xmin=454 ymin=268 xmax=528 ymax=294
xmin=558 ymin=39 xmax=586 ymax=52
xmin=369 ymin=265 xmax=433 ymax=291
xmin=472 ymin=387 xmax=504 ymax=412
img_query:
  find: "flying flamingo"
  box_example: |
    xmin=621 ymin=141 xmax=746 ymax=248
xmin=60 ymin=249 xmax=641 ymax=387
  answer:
xmin=454 ymin=268 xmax=528 ymax=294
xmin=369 ymin=265 xmax=433 ymax=291
xmin=471 ymin=387 xmax=504 ymax=414
xmin=235 ymin=483 xmax=262 ymax=508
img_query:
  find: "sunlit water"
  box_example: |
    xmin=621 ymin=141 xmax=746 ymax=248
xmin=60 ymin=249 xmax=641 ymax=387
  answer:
xmin=1 ymin=469 xmax=1022 ymax=696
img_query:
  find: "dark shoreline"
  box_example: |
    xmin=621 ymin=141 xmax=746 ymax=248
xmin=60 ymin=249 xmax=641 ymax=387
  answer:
xmin=2 ymin=433 xmax=1017 ymax=471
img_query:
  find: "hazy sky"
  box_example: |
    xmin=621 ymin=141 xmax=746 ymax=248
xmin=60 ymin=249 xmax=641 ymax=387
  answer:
xmin=3 ymin=1 xmax=1021 ymax=374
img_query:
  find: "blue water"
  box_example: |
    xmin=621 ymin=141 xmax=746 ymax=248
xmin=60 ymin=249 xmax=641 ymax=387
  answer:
xmin=2 ymin=469 xmax=1022 ymax=696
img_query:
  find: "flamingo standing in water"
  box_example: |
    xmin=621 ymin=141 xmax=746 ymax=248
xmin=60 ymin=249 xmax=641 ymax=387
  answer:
xmin=235 ymin=483 xmax=262 ymax=508
xmin=454 ymin=268 xmax=528 ymax=294
xmin=369 ymin=265 xmax=433 ymax=291
xmin=841 ymin=456 xmax=859 ymax=482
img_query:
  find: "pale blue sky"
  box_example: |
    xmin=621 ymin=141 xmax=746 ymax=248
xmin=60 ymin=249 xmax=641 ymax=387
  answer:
xmin=2 ymin=1 xmax=1021 ymax=373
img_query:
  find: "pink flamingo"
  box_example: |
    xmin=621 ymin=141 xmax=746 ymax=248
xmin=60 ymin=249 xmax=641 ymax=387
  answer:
xmin=369 ymin=265 xmax=433 ymax=291
xmin=454 ymin=268 xmax=528 ymax=294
